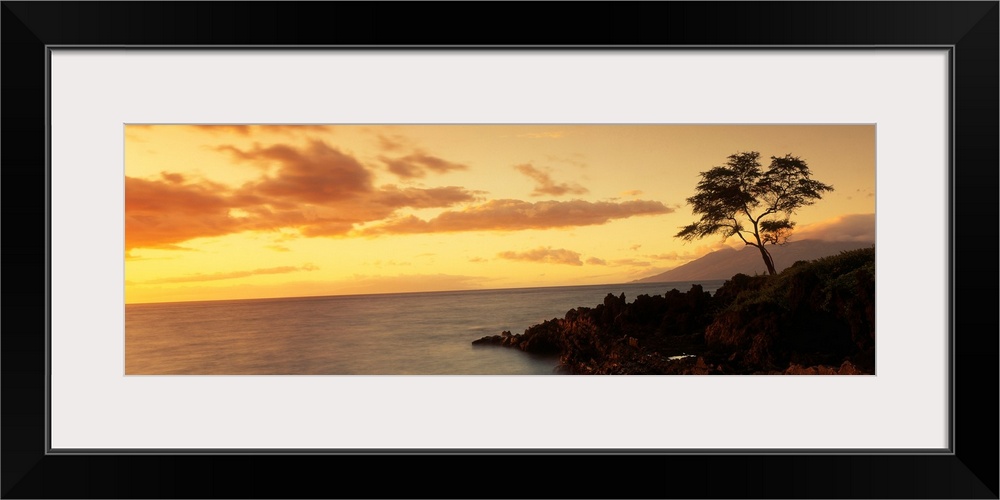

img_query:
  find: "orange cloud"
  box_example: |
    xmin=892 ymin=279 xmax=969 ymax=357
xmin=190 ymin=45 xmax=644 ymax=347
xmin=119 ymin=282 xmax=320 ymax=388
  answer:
xmin=380 ymin=153 xmax=469 ymax=178
xmin=585 ymin=257 xmax=608 ymax=265
xmin=791 ymin=213 xmax=876 ymax=242
xmin=225 ymin=141 xmax=374 ymax=203
xmin=359 ymin=199 xmax=672 ymax=235
xmin=189 ymin=124 xmax=335 ymax=136
xmin=375 ymin=185 xmax=478 ymax=209
xmin=142 ymin=264 xmax=319 ymax=284
xmin=126 ymin=141 xmax=477 ymax=250
xmin=160 ymin=172 xmax=185 ymax=184
xmin=514 ymin=163 xmax=588 ymax=196
xmin=127 ymin=139 xmax=671 ymax=251
xmin=125 ymin=176 xmax=243 ymax=250
xmin=497 ymin=247 xmax=584 ymax=266
xmin=375 ymin=134 xmax=408 ymax=151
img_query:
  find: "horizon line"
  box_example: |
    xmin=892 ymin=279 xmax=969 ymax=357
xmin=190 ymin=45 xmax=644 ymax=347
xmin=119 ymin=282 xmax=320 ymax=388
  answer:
xmin=124 ymin=278 xmax=731 ymax=307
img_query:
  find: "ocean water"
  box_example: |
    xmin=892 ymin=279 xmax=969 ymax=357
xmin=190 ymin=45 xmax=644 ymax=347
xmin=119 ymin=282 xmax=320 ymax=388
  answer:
xmin=125 ymin=280 xmax=725 ymax=375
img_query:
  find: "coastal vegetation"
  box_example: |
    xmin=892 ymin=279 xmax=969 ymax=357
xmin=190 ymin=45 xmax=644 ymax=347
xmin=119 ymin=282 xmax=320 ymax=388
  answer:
xmin=676 ymin=151 xmax=834 ymax=275
xmin=472 ymin=246 xmax=875 ymax=375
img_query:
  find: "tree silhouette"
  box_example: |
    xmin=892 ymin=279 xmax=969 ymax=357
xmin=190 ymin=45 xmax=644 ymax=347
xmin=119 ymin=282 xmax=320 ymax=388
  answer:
xmin=676 ymin=151 xmax=834 ymax=275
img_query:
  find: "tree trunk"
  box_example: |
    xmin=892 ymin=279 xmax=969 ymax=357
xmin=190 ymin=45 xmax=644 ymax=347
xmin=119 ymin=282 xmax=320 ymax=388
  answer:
xmin=750 ymin=221 xmax=777 ymax=276
xmin=756 ymin=245 xmax=777 ymax=275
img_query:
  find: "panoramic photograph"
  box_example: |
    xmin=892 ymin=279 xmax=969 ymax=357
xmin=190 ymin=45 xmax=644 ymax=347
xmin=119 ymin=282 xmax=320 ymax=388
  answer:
xmin=125 ymin=124 xmax=875 ymax=375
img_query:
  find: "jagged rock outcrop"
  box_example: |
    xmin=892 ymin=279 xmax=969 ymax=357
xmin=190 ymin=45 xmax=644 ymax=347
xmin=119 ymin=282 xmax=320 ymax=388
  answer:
xmin=472 ymin=247 xmax=876 ymax=375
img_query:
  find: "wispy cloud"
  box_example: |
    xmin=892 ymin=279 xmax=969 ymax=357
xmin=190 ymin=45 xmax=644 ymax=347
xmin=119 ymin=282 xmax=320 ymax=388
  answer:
xmin=514 ymin=163 xmax=588 ymax=197
xmin=160 ymin=172 xmax=185 ymax=184
xmin=790 ymin=213 xmax=876 ymax=242
xmin=374 ymin=185 xmax=481 ymax=209
xmin=497 ymin=247 xmax=583 ymax=266
xmin=358 ymin=199 xmax=672 ymax=235
xmin=141 ymin=264 xmax=319 ymax=284
xmin=380 ymin=153 xmax=469 ymax=178
xmin=366 ymin=128 xmax=469 ymax=178
xmin=375 ymin=133 xmax=410 ymax=152
xmin=188 ymin=124 xmax=335 ymax=136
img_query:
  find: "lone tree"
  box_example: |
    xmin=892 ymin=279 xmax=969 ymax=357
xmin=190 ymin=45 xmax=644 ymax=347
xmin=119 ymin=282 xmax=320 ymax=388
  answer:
xmin=676 ymin=151 xmax=833 ymax=275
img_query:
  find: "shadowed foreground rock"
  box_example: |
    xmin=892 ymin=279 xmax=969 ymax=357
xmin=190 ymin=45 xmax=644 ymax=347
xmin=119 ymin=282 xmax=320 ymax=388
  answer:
xmin=473 ymin=247 xmax=876 ymax=375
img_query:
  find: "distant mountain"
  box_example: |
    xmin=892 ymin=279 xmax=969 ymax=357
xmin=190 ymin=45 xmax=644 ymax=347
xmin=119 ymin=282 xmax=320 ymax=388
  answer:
xmin=633 ymin=239 xmax=875 ymax=283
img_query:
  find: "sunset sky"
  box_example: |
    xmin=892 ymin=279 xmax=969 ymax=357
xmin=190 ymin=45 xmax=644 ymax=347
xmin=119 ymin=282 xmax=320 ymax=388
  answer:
xmin=125 ymin=125 xmax=875 ymax=304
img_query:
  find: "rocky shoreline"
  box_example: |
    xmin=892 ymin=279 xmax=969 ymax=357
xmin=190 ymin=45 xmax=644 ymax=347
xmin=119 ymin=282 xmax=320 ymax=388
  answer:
xmin=473 ymin=247 xmax=876 ymax=375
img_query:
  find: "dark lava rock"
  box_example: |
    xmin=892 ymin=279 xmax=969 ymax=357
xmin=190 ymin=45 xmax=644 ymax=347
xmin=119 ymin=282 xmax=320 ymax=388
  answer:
xmin=470 ymin=247 xmax=875 ymax=375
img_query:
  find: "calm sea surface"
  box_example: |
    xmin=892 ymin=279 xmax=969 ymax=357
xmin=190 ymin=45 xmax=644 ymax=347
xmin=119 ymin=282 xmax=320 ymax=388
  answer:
xmin=125 ymin=280 xmax=725 ymax=375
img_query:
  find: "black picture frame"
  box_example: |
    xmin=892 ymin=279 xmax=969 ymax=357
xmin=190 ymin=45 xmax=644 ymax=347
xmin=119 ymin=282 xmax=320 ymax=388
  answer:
xmin=3 ymin=2 xmax=997 ymax=498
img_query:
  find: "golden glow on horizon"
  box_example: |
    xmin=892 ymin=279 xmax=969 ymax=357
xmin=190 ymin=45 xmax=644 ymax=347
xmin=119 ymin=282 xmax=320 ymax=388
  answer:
xmin=125 ymin=124 xmax=875 ymax=304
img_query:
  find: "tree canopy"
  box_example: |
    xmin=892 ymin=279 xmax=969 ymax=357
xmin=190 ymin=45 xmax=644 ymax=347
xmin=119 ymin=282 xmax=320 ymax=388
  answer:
xmin=676 ymin=151 xmax=834 ymax=275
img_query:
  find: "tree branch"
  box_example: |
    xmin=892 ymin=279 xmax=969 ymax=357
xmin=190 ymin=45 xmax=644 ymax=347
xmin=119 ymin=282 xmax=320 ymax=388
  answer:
xmin=728 ymin=217 xmax=751 ymax=245
xmin=756 ymin=206 xmax=778 ymax=221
